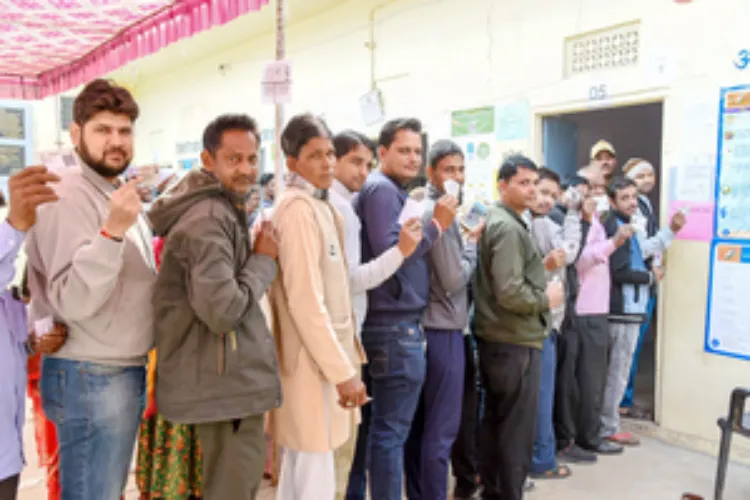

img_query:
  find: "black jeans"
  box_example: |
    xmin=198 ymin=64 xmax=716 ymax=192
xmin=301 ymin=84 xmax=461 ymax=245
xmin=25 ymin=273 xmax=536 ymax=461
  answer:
xmin=0 ymin=474 xmax=19 ymax=500
xmin=554 ymin=314 xmax=610 ymax=450
xmin=478 ymin=340 xmax=541 ymax=500
xmin=451 ymin=334 xmax=483 ymax=496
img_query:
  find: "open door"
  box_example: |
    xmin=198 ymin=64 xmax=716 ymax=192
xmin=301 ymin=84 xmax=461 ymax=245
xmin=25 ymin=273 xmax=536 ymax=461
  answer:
xmin=542 ymin=116 xmax=579 ymax=181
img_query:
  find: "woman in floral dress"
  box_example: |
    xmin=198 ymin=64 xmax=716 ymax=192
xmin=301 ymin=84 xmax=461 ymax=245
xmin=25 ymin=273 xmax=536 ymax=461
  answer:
xmin=136 ymin=237 xmax=203 ymax=500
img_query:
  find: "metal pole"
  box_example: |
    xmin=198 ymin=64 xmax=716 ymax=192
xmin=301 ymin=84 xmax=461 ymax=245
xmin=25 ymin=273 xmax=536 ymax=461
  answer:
xmin=274 ymin=0 xmax=286 ymax=199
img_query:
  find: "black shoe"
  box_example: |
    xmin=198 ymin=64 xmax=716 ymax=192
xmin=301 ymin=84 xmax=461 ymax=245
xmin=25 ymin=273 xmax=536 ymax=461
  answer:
xmin=454 ymin=485 xmax=481 ymax=499
xmin=594 ymin=440 xmax=624 ymax=454
xmin=557 ymin=443 xmax=598 ymax=463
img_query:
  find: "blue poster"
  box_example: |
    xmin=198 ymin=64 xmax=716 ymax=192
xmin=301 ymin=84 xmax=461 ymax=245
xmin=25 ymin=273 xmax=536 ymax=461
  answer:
xmin=495 ymin=99 xmax=530 ymax=142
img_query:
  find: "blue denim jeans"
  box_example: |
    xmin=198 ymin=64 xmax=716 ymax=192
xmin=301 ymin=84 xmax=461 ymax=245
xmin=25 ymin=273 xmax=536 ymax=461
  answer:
xmin=41 ymin=357 xmax=146 ymax=500
xmin=346 ymin=321 xmax=426 ymax=500
xmin=532 ymin=332 xmax=558 ymax=474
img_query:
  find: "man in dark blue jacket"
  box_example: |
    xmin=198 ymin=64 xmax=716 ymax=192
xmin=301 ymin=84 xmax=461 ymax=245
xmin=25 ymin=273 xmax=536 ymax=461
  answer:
xmin=347 ymin=118 xmax=457 ymax=500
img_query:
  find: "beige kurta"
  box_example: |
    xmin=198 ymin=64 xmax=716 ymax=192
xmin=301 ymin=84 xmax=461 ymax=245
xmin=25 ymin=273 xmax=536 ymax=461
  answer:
xmin=268 ymin=186 xmax=366 ymax=453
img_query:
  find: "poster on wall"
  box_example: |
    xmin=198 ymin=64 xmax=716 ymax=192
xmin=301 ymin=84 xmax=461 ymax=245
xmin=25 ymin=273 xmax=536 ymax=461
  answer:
xmin=451 ymin=107 xmax=498 ymax=204
xmin=705 ymin=241 xmax=750 ymax=361
xmin=714 ymin=85 xmax=750 ymax=240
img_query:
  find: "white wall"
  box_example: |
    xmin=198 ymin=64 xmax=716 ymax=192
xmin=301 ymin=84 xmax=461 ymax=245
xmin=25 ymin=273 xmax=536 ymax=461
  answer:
xmin=29 ymin=0 xmax=750 ymax=454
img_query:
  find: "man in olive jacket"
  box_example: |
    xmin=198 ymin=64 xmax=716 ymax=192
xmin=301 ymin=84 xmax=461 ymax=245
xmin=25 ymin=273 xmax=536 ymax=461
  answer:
xmin=472 ymin=155 xmax=565 ymax=500
xmin=149 ymin=114 xmax=282 ymax=500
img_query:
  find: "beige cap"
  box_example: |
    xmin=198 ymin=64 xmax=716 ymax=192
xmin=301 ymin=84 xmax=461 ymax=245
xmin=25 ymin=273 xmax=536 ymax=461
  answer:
xmin=590 ymin=140 xmax=616 ymax=159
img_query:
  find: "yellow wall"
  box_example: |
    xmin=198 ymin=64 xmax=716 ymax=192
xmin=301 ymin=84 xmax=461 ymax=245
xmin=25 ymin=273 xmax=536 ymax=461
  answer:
xmin=29 ymin=0 xmax=750 ymax=454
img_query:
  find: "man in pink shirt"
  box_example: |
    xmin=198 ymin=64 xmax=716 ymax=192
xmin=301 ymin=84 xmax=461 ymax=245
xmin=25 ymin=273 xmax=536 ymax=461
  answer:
xmin=554 ymin=177 xmax=633 ymax=461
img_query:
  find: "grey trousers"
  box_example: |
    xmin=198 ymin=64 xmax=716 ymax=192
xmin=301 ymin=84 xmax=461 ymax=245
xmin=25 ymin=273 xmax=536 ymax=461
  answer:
xmin=600 ymin=322 xmax=641 ymax=438
xmin=196 ymin=414 xmax=266 ymax=500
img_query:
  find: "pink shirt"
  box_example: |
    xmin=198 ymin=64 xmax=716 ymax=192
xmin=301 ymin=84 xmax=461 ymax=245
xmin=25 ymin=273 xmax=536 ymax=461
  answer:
xmin=575 ymin=217 xmax=616 ymax=316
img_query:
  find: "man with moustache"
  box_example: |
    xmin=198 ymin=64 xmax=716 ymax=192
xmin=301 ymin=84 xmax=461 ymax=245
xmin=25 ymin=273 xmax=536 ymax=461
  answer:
xmin=25 ymin=79 xmax=156 ymax=500
xmin=352 ymin=118 xmax=458 ymax=500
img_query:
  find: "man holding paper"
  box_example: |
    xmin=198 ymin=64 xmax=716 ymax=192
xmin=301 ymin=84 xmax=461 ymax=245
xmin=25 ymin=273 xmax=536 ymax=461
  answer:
xmin=404 ymin=139 xmax=481 ymax=500
xmin=0 ymin=167 xmax=60 ymax=500
xmin=352 ymin=118 xmax=458 ymax=500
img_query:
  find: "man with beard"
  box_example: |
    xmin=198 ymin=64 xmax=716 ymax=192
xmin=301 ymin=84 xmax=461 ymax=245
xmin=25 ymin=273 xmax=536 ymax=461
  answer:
xmin=25 ymin=79 xmax=156 ymax=500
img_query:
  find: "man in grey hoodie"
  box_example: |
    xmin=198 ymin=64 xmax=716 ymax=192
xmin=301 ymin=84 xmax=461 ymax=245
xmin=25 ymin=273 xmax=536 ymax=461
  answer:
xmin=149 ymin=114 xmax=282 ymax=499
xmin=528 ymin=168 xmax=582 ymax=479
xmin=404 ymin=139 xmax=482 ymax=500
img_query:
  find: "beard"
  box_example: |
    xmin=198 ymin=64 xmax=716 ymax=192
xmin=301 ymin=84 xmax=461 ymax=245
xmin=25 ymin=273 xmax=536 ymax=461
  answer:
xmin=77 ymin=136 xmax=131 ymax=179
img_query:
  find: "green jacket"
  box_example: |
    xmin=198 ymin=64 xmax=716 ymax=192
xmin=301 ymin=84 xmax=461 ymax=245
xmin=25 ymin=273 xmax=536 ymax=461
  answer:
xmin=473 ymin=203 xmax=550 ymax=349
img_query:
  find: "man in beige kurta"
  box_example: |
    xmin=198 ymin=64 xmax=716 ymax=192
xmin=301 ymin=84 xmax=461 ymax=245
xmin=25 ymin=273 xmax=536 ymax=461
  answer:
xmin=268 ymin=114 xmax=367 ymax=499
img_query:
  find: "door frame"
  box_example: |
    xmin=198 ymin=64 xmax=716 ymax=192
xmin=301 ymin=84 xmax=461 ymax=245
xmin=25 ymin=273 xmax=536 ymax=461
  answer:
xmin=532 ymin=90 xmax=670 ymax=425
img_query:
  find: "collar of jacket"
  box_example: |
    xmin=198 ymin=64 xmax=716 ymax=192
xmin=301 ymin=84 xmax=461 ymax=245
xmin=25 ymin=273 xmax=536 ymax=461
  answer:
xmin=498 ymin=202 xmax=531 ymax=229
xmin=287 ymin=172 xmax=328 ymax=200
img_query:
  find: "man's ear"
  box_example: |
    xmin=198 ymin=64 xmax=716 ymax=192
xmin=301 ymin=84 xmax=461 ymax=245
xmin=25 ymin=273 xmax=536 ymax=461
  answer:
xmin=200 ymin=150 xmax=213 ymax=171
xmin=286 ymin=156 xmax=297 ymax=172
xmin=69 ymin=122 xmax=81 ymax=147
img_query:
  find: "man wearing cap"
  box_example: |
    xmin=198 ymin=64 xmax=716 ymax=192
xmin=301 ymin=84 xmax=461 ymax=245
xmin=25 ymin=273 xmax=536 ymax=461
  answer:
xmin=589 ymin=140 xmax=617 ymax=183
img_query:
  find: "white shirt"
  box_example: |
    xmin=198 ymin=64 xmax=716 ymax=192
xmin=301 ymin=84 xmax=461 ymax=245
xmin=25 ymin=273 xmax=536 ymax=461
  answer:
xmin=329 ymin=179 xmax=404 ymax=333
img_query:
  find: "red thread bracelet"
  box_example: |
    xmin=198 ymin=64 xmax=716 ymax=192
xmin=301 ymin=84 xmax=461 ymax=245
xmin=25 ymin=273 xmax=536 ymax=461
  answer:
xmin=100 ymin=228 xmax=124 ymax=242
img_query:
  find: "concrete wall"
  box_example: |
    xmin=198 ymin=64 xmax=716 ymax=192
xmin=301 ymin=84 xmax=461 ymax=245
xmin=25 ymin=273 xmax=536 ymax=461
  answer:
xmin=29 ymin=0 xmax=750 ymax=455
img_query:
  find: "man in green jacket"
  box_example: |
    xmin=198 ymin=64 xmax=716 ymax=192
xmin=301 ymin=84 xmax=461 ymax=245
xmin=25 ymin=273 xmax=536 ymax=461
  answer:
xmin=473 ymin=154 xmax=565 ymax=500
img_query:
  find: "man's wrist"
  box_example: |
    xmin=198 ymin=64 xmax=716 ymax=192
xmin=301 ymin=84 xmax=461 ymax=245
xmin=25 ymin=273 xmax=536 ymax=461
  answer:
xmin=100 ymin=227 xmax=124 ymax=242
xmin=6 ymin=216 xmax=28 ymax=233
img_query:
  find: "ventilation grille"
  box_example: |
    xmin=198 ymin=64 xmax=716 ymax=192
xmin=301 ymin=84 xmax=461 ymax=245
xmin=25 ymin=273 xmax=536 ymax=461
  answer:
xmin=565 ymin=21 xmax=641 ymax=77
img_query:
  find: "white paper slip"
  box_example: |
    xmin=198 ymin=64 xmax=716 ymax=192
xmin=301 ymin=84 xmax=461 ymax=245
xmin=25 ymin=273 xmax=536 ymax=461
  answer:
xmin=444 ymin=179 xmax=460 ymax=198
xmin=34 ymin=316 xmax=54 ymax=337
xmin=399 ymin=198 xmax=425 ymax=225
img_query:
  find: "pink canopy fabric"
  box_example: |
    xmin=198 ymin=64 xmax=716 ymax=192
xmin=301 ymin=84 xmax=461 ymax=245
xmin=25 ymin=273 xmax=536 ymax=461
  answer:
xmin=0 ymin=0 xmax=268 ymax=100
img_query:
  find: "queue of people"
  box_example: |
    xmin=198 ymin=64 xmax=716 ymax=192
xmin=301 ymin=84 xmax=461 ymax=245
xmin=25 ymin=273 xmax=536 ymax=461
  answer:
xmin=0 ymin=77 xmax=687 ymax=500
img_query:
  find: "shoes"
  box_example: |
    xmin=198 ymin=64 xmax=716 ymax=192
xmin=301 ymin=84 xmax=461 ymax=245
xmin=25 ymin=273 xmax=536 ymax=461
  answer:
xmin=606 ymin=431 xmax=641 ymax=446
xmin=594 ymin=440 xmax=624 ymax=454
xmin=557 ymin=443 xmax=598 ymax=463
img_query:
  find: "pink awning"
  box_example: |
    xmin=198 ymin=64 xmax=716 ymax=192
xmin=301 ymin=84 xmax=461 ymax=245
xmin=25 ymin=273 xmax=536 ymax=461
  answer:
xmin=0 ymin=0 xmax=268 ymax=100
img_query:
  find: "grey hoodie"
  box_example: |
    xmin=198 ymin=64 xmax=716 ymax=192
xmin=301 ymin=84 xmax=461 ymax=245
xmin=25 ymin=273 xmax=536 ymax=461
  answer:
xmin=148 ymin=170 xmax=281 ymax=424
xmin=421 ymin=184 xmax=478 ymax=331
xmin=531 ymin=208 xmax=582 ymax=330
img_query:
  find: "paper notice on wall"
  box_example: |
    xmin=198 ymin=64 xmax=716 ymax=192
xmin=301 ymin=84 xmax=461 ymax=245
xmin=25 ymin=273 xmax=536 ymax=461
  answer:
xmin=669 ymin=200 xmax=714 ymax=242
xmin=672 ymin=160 xmax=716 ymax=203
xmin=261 ymin=60 xmax=292 ymax=104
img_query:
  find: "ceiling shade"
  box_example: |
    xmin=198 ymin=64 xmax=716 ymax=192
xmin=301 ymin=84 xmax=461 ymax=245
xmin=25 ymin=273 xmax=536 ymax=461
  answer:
xmin=0 ymin=0 xmax=268 ymax=100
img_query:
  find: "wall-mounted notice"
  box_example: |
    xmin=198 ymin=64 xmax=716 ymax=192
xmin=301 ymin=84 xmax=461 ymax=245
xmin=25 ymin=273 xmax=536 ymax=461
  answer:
xmin=495 ymin=99 xmax=530 ymax=142
xmin=705 ymin=242 xmax=750 ymax=360
xmin=716 ymin=85 xmax=750 ymax=240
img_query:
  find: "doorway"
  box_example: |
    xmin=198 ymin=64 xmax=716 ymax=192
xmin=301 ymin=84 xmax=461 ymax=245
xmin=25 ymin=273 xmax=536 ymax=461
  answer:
xmin=542 ymin=101 xmax=664 ymax=419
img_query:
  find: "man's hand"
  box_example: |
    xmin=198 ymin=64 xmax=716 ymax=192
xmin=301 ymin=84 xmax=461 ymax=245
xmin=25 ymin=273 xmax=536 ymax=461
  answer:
xmin=31 ymin=323 xmax=68 ymax=355
xmin=102 ymin=178 xmax=143 ymax=238
xmin=253 ymin=220 xmax=279 ymax=259
xmin=653 ymin=267 xmax=665 ymax=283
xmin=546 ymin=280 xmax=565 ymax=310
xmin=612 ymin=224 xmax=635 ymax=247
xmin=398 ymin=217 xmax=423 ymax=258
xmin=544 ymin=248 xmax=566 ymax=271
xmin=670 ymin=211 xmax=687 ymax=234
xmin=433 ymin=195 xmax=459 ymax=231
xmin=336 ymin=375 xmax=369 ymax=409
xmin=7 ymin=166 xmax=60 ymax=232
xmin=581 ymin=198 xmax=597 ymax=222
xmin=466 ymin=219 xmax=486 ymax=244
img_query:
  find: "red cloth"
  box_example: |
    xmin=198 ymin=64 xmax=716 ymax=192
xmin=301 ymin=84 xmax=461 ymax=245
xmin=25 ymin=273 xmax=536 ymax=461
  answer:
xmin=28 ymin=354 xmax=61 ymax=500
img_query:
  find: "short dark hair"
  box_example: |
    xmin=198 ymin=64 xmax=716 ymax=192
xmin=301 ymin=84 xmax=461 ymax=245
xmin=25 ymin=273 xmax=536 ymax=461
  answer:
xmin=202 ymin=114 xmax=261 ymax=155
xmin=259 ymin=173 xmax=275 ymax=186
xmin=607 ymin=176 xmax=637 ymax=199
xmin=497 ymin=154 xmax=538 ymax=181
xmin=378 ymin=118 xmax=422 ymax=148
xmin=74 ymin=79 xmax=139 ymax=126
xmin=333 ymin=130 xmax=376 ymax=159
xmin=537 ymin=167 xmax=561 ymax=185
xmin=567 ymin=175 xmax=590 ymax=188
xmin=281 ymin=113 xmax=332 ymax=158
xmin=427 ymin=139 xmax=463 ymax=168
